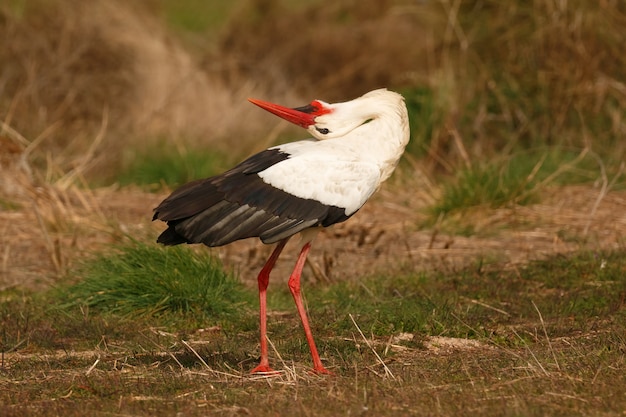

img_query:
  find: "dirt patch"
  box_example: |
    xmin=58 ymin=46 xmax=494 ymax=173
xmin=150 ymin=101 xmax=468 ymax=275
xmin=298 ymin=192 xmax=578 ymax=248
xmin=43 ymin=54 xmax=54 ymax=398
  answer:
xmin=423 ymin=336 xmax=490 ymax=354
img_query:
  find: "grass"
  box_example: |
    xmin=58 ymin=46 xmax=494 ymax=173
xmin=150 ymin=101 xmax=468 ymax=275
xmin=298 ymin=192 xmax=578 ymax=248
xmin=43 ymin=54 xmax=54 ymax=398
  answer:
xmin=0 ymin=197 xmax=21 ymax=211
xmin=59 ymin=241 xmax=250 ymax=319
xmin=452 ymin=1 xmax=626 ymax=154
xmin=428 ymin=147 xmax=610 ymax=227
xmin=2 ymin=249 xmax=626 ymax=416
xmin=215 ymin=0 xmax=626 ymax=166
xmin=115 ymin=144 xmax=227 ymax=190
xmin=402 ymin=86 xmax=444 ymax=159
xmin=157 ymin=0 xmax=235 ymax=34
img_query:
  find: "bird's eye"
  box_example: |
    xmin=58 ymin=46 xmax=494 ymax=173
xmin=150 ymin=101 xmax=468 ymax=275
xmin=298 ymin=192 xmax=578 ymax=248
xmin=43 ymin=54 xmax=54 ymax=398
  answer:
xmin=316 ymin=127 xmax=330 ymax=135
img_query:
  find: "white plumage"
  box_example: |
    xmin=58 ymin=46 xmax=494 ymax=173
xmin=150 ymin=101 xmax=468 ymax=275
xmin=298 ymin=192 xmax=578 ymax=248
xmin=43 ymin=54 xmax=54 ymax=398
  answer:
xmin=257 ymin=152 xmax=379 ymax=215
xmin=153 ymin=88 xmax=410 ymax=374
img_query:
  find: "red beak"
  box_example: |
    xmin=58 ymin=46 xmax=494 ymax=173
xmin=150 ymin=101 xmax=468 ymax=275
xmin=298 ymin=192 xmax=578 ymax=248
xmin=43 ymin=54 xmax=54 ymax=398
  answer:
xmin=248 ymin=98 xmax=317 ymax=128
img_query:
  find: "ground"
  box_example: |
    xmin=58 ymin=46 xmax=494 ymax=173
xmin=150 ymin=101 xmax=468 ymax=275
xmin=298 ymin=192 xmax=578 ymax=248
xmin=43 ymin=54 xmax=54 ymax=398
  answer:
xmin=1 ymin=168 xmax=626 ymax=416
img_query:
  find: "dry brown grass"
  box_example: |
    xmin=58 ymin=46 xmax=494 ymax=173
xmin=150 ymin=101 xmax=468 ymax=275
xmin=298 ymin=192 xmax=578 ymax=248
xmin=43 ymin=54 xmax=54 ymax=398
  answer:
xmin=0 ymin=0 xmax=280 ymax=180
xmin=215 ymin=0 xmax=626 ymax=164
xmin=216 ymin=0 xmax=441 ymax=99
xmin=2 ymin=0 xmax=625 ymax=179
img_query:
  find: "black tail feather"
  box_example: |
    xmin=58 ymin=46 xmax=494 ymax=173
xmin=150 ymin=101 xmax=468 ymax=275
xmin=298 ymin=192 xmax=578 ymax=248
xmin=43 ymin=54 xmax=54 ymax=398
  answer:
xmin=157 ymin=225 xmax=190 ymax=246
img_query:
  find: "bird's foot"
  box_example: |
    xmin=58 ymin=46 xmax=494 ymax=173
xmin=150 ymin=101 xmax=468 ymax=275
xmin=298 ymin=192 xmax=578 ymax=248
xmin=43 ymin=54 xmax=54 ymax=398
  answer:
xmin=311 ymin=366 xmax=334 ymax=376
xmin=250 ymin=364 xmax=280 ymax=375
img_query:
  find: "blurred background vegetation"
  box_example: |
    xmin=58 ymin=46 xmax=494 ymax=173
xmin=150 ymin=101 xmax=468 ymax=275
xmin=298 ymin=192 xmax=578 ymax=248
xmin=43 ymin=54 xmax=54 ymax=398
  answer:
xmin=1 ymin=0 xmax=624 ymax=204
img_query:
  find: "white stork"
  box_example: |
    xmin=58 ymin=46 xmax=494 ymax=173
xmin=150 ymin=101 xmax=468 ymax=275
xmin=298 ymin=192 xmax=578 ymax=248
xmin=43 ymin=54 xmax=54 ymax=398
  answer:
xmin=153 ymin=88 xmax=410 ymax=374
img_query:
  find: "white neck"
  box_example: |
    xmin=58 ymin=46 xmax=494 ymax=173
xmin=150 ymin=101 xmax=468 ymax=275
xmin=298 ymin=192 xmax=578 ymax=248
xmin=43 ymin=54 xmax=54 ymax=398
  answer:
xmin=341 ymin=91 xmax=410 ymax=182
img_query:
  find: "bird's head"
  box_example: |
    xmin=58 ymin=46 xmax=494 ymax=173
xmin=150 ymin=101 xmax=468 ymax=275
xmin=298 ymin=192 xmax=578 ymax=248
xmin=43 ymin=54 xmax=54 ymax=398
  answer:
xmin=248 ymin=93 xmax=380 ymax=140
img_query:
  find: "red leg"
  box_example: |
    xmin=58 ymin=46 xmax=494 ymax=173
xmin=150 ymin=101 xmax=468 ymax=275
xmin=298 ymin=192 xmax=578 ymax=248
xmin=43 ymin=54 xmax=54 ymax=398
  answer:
xmin=288 ymin=242 xmax=332 ymax=375
xmin=250 ymin=238 xmax=288 ymax=374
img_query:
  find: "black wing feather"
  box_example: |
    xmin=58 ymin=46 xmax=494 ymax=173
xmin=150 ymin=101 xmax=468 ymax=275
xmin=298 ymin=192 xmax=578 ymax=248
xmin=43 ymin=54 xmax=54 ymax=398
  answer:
xmin=153 ymin=149 xmax=351 ymax=247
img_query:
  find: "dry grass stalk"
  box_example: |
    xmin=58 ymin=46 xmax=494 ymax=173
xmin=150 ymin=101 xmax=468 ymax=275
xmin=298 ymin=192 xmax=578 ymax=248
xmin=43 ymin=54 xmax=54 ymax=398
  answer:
xmin=511 ymin=328 xmax=550 ymax=377
xmin=462 ymin=297 xmax=511 ymax=317
xmin=84 ymin=357 xmax=100 ymax=376
xmin=181 ymin=340 xmax=213 ymax=372
xmin=532 ymin=300 xmax=561 ymax=373
xmin=349 ymin=313 xmax=395 ymax=380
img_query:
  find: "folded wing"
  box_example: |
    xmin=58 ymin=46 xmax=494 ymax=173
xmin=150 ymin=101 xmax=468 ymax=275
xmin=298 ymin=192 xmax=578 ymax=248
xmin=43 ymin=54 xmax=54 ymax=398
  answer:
xmin=153 ymin=149 xmax=356 ymax=246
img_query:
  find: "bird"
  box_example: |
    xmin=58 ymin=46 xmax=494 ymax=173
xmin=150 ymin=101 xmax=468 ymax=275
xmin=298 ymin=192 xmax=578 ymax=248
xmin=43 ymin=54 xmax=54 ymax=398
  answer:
xmin=153 ymin=88 xmax=410 ymax=375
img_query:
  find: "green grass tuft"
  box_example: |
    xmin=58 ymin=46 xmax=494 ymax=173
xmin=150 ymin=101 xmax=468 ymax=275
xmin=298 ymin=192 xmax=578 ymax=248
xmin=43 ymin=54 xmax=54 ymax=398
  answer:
xmin=115 ymin=144 xmax=227 ymax=190
xmin=431 ymin=148 xmax=600 ymax=218
xmin=60 ymin=241 xmax=250 ymax=319
xmin=434 ymin=159 xmax=537 ymax=216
